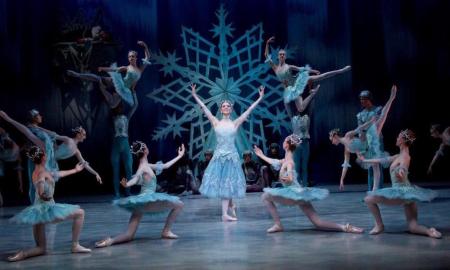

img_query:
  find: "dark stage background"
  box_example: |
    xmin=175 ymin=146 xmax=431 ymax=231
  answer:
xmin=0 ymin=0 xmax=449 ymax=200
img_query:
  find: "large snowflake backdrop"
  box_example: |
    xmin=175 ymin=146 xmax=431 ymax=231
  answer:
xmin=147 ymin=5 xmax=290 ymax=161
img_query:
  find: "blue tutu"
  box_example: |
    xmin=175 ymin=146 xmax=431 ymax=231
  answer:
xmin=283 ymin=66 xmax=310 ymax=103
xmin=199 ymin=123 xmax=246 ymax=199
xmin=367 ymin=166 xmax=437 ymax=202
xmin=264 ymin=186 xmax=329 ymax=202
xmin=113 ymin=191 xmax=181 ymax=215
xmin=108 ymin=64 xmax=140 ymax=106
xmin=10 ymin=202 xmax=80 ymax=225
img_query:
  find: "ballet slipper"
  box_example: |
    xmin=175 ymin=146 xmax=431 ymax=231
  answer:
xmin=7 ymin=251 xmax=26 ymax=262
xmin=427 ymin=228 xmax=442 ymax=239
xmin=369 ymin=224 xmax=384 ymax=235
xmin=71 ymin=243 xmax=92 ymax=253
xmin=161 ymin=231 xmax=179 ymax=239
xmin=343 ymin=223 xmax=364 ymax=234
xmin=95 ymin=237 xmax=113 ymax=248
xmin=222 ymin=215 xmax=238 ymax=222
xmin=267 ymin=224 xmax=284 ymax=233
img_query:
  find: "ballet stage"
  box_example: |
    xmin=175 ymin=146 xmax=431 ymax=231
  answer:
xmin=1 ymin=184 xmax=450 ymax=269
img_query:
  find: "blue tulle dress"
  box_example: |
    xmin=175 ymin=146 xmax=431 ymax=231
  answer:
xmin=11 ymin=174 xmax=80 ymax=225
xmin=108 ymin=64 xmax=141 ymax=106
xmin=263 ymin=161 xmax=329 ymax=203
xmin=113 ymin=162 xmax=182 ymax=215
xmin=275 ymin=64 xmax=311 ymax=104
xmin=368 ymin=166 xmax=437 ymax=202
xmin=199 ymin=121 xmax=246 ymax=199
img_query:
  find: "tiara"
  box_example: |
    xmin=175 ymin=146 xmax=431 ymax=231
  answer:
xmin=219 ymin=99 xmax=234 ymax=107
xmin=71 ymin=126 xmax=84 ymax=134
xmin=29 ymin=109 xmax=40 ymax=117
xmin=286 ymin=134 xmax=302 ymax=146
xmin=130 ymin=140 xmax=146 ymax=155
xmin=329 ymin=128 xmax=340 ymax=138
xmin=27 ymin=146 xmax=44 ymax=160
xmin=400 ymin=129 xmax=416 ymax=143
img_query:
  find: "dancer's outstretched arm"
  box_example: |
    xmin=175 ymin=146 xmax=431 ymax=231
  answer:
xmin=253 ymin=145 xmax=281 ymax=166
xmin=0 ymin=111 xmax=45 ymax=150
xmin=428 ymin=143 xmax=445 ymax=174
xmin=295 ymin=85 xmax=320 ymax=113
xmin=346 ymin=117 xmax=377 ymax=138
xmin=137 ymin=40 xmax=151 ymax=71
xmin=98 ymin=66 xmax=127 ymax=73
xmin=150 ymin=144 xmax=185 ymax=170
xmin=58 ymin=162 xmax=85 ymax=178
xmin=264 ymin=36 xmax=276 ymax=71
xmin=234 ymin=86 xmax=265 ymax=128
xmin=191 ymin=83 xmax=219 ymax=126
xmin=35 ymin=126 xmax=71 ymax=142
xmin=339 ymin=150 xmax=351 ymax=191
xmin=376 ymin=85 xmax=397 ymax=134
xmin=74 ymin=150 xmax=102 ymax=183
xmin=359 ymin=154 xmax=398 ymax=165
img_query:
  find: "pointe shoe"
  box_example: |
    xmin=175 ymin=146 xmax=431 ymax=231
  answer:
xmin=343 ymin=223 xmax=364 ymax=234
xmin=161 ymin=231 xmax=179 ymax=239
xmin=95 ymin=237 xmax=113 ymax=248
xmin=222 ymin=215 xmax=238 ymax=222
xmin=7 ymin=251 xmax=26 ymax=262
xmin=72 ymin=243 xmax=92 ymax=253
xmin=428 ymin=228 xmax=442 ymax=239
xmin=369 ymin=225 xmax=384 ymax=235
xmin=267 ymin=224 xmax=284 ymax=233
xmin=342 ymin=65 xmax=351 ymax=72
xmin=229 ymin=204 xmax=237 ymax=218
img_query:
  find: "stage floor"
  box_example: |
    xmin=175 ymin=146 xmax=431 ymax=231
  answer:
xmin=1 ymin=184 xmax=450 ymax=269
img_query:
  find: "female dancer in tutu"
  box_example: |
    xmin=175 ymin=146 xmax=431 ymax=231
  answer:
xmin=329 ymin=85 xmax=397 ymax=191
xmin=264 ymin=36 xmax=350 ymax=116
xmin=254 ymin=134 xmax=363 ymax=234
xmin=8 ymin=146 xmax=90 ymax=262
xmin=67 ymin=40 xmax=150 ymax=106
xmin=361 ymin=129 xmax=441 ymax=238
xmin=95 ymin=141 xmax=185 ymax=247
xmin=191 ymin=83 xmax=264 ymax=222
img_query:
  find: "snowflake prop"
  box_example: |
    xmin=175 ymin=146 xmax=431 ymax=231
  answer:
xmin=147 ymin=5 xmax=290 ymax=160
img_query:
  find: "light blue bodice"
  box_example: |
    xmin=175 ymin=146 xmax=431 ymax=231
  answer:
xmin=55 ymin=140 xmax=76 ymax=160
xmin=123 ymin=68 xmax=141 ymax=88
xmin=389 ymin=166 xmax=411 ymax=187
xmin=212 ymin=121 xmax=240 ymax=163
xmin=291 ymin=114 xmax=310 ymax=139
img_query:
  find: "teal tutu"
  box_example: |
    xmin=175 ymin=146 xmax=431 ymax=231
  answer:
xmin=263 ymin=186 xmax=329 ymax=202
xmin=368 ymin=186 xmax=437 ymax=202
xmin=108 ymin=71 xmax=135 ymax=106
xmin=10 ymin=202 xmax=80 ymax=225
xmin=113 ymin=191 xmax=181 ymax=215
xmin=283 ymin=66 xmax=310 ymax=103
xmin=199 ymin=157 xmax=246 ymax=199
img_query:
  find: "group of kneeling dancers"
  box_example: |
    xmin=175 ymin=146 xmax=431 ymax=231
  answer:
xmin=1 ymin=38 xmax=445 ymax=262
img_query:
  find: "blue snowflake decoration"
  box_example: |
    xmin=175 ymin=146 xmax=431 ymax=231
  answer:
xmin=147 ymin=5 xmax=290 ymax=160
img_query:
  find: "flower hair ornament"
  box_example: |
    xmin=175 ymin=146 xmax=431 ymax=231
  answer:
xmin=71 ymin=126 xmax=85 ymax=134
xmin=130 ymin=141 xmax=146 ymax=155
xmin=329 ymin=128 xmax=340 ymax=139
xmin=219 ymin=99 xmax=234 ymax=108
xmin=400 ymin=129 xmax=416 ymax=144
xmin=286 ymin=134 xmax=302 ymax=147
xmin=27 ymin=146 xmax=44 ymax=160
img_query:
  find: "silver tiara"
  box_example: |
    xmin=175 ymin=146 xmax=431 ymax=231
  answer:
xmin=287 ymin=134 xmax=302 ymax=146
xmin=71 ymin=126 xmax=84 ymax=134
xmin=27 ymin=146 xmax=44 ymax=160
xmin=219 ymin=99 xmax=234 ymax=107
xmin=130 ymin=140 xmax=146 ymax=155
xmin=329 ymin=128 xmax=340 ymax=138
xmin=29 ymin=109 xmax=40 ymax=117
xmin=400 ymin=129 xmax=416 ymax=143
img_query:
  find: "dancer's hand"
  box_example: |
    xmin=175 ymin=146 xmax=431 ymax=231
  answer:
xmin=178 ymin=144 xmax=185 ymax=157
xmin=75 ymin=162 xmax=85 ymax=172
xmin=98 ymin=67 xmax=105 ymax=72
xmin=310 ymin=84 xmax=320 ymax=95
xmin=120 ymin=178 xmax=128 ymax=188
xmin=137 ymin=40 xmax=147 ymax=48
xmin=390 ymin=85 xmax=397 ymax=98
xmin=190 ymin=83 xmax=197 ymax=95
xmin=258 ymin=85 xmax=265 ymax=98
xmin=266 ymin=36 xmax=275 ymax=44
xmin=96 ymin=174 xmax=103 ymax=184
xmin=0 ymin=110 xmax=11 ymax=121
xmin=253 ymin=145 xmax=263 ymax=157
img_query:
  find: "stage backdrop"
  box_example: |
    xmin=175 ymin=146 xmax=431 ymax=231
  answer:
xmin=1 ymin=0 xmax=449 ymax=196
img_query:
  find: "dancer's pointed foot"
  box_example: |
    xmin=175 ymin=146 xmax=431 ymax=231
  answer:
xmin=7 ymin=251 xmax=26 ymax=262
xmin=427 ymin=228 xmax=442 ymax=239
xmin=341 ymin=65 xmax=351 ymax=72
xmin=343 ymin=223 xmax=364 ymax=234
xmin=95 ymin=237 xmax=113 ymax=248
xmin=71 ymin=243 xmax=91 ymax=253
xmin=161 ymin=230 xmax=179 ymax=239
xmin=267 ymin=224 xmax=284 ymax=233
xmin=369 ymin=224 xmax=384 ymax=235
xmin=222 ymin=215 xmax=238 ymax=222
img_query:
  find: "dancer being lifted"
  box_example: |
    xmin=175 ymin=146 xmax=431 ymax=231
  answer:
xmin=264 ymin=36 xmax=350 ymax=116
xmin=361 ymin=129 xmax=441 ymax=238
xmin=329 ymin=85 xmax=397 ymax=191
xmin=191 ymin=83 xmax=264 ymax=222
xmin=95 ymin=141 xmax=185 ymax=247
xmin=254 ymin=134 xmax=363 ymax=234
xmin=67 ymin=40 xmax=151 ymax=106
